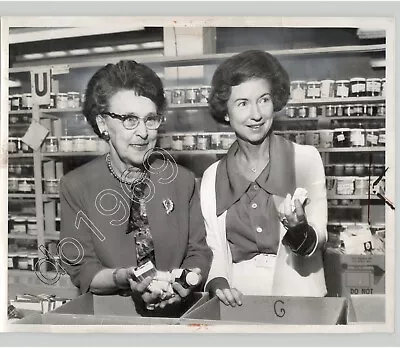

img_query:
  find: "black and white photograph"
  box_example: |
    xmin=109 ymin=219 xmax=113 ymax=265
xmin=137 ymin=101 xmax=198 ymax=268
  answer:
xmin=2 ymin=15 xmax=395 ymax=333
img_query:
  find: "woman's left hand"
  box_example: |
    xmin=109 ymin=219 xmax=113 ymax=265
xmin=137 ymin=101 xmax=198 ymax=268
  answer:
xmin=278 ymin=193 xmax=308 ymax=230
xmin=157 ymin=268 xmax=202 ymax=309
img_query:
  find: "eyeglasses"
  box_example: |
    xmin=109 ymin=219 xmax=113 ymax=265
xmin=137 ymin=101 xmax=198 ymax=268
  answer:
xmin=102 ymin=112 xmax=162 ymax=130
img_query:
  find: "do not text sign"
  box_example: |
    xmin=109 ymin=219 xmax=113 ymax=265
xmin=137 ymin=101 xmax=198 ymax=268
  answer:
xmin=30 ymin=68 xmax=51 ymax=106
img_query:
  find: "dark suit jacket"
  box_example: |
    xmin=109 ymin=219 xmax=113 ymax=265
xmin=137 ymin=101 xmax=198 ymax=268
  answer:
xmin=59 ymin=155 xmax=212 ymax=293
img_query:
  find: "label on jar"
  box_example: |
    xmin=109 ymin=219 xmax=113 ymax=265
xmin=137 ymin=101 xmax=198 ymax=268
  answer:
xmin=367 ymin=80 xmax=381 ymax=93
xmin=351 ymin=82 xmax=366 ymax=94
xmin=59 ymin=140 xmax=73 ymax=152
xmin=336 ymin=106 xmax=343 ymax=117
xmin=18 ymin=259 xmax=28 ymax=270
xmin=183 ymin=135 xmax=195 ymax=147
xmin=307 ymin=86 xmax=321 ymax=98
xmin=172 ymin=139 xmax=183 ymax=151
xmin=197 ymin=137 xmax=208 ymax=150
xmin=309 ymin=106 xmax=317 ymax=118
xmin=378 ymin=133 xmax=386 ymax=144
xmin=336 ymin=85 xmax=349 ymax=98
xmin=22 ymin=94 xmax=32 ymax=108
xmin=8 ymin=141 xmax=17 ymax=153
xmin=351 ymin=130 xmax=365 ymax=146
xmin=8 ymin=258 xmax=13 ymax=268
xmin=11 ymin=97 xmax=20 ymax=107
xmin=185 ymin=89 xmax=197 ymax=102
xmin=19 ymin=181 xmax=31 ymax=192
xmin=366 ymin=134 xmax=379 ymax=145
xmin=337 ymin=134 xmax=345 ymax=142
xmin=292 ymin=86 xmax=306 ymax=100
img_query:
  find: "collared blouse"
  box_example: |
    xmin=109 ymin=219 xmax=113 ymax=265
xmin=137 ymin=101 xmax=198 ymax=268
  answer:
xmin=215 ymin=133 xmax=296 ymax=263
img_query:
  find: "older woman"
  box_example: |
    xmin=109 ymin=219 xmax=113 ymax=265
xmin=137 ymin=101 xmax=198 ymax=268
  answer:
xmin=59 ymin=60 xmax=212 ymax=309
xmin=200 ymin=50 xmax=327 ymax=307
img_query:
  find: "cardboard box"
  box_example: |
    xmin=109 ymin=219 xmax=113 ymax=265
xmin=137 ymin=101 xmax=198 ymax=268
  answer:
xmin=347 ymin=295 xmax=385 ymax=324
xmin=324 ymin=249 xmax=385 ymax=297
xmin=181 ymin=296 xmax=348 ymax=325
xmin=15 ymin=292 xmax=208 ymax=325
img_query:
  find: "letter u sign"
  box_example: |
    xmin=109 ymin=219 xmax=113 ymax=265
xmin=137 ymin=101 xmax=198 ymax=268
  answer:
xmin=30 ymin=68 xmax=51 ymax=106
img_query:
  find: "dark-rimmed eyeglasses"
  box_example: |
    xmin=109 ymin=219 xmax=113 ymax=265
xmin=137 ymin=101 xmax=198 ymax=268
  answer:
xmin=102 ymin=112 xmax=162 ymax=130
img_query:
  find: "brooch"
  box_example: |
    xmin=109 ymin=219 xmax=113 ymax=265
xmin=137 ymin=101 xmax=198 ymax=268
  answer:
xmin=162 ymin=198 xmax=174 ymax=215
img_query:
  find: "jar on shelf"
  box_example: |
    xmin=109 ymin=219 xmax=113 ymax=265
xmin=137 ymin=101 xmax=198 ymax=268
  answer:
xmin=158 ymin=134 xmax=172 ymax=150
xmin=221 ymin=133 xmax=236 ymax=150
xmin=333 ymin=128 xmax=351 ymax=147
xmin=164 ymin=88 xmax=172 ymax=104
xmin=8 ymin=178 xmax=19 ymax=192
xmin=320 ymin=79 xmax=335 ymax=98
xmin=45 ymin=136 xmax=59 ymax=153
xmin=373 ymin=164 xmax=385 ymax=176
xmin=72 ymin=136 xmax=86 ymax=152
xmin=18 ymin=251 xmax=29 ymax=270
xmin=21 ymin=93 xmax=32 ymax=110
xmin=11 ymin=94 xmax=22 ymax=111
xmin=56 ymin=93 xmax=68 ymax=109
xmin=44 ymin=179 xmax=60 ymax=194
xmin=8 ymin=96 xmax=12 ymax=112
xmin=366 ymin=129 xmax=379 ymax=147
xmin=14 ymin=164 xmax=22 ymax=177
xmin=366 ymin=104 xmax=378 ymax=116
xmin=210 ymin=133 xmax=222 ymax=150
xmin=344 ymin=164 xmax=355 ymax=176
xmin=20 ymin=140 xmax=31 ymax=153
xmin=8 ymin=137 xmax=18 ymax=153
xmin=306 ymin=81 xmax=321 ymax=99
xmin=59 ymin=136 xmax=73 ymax=152
xmin=199 ymin=86 xmax=211 ymax=103
xmin=171 ymin=135 xmax=184 ymax=151
xmin=197 ymin=133 xmax=210 ymax=150
xmin=185 ymin=87 xmax=200 ymax=104
xmin=84 ymin=136 xmax=97 ymax=152
xmin=172 ymin=88 xmax=185 ymax=104
xmin=326 ymin=105 xmax=335 ymax=117
xmin=334 ymin=164 xmax=345 ymax=176
xmin=295 ymin=132 xmax=306 ymax=145
xmin=8 ymin=252 xmax=18 ymax=269
xmin=343 ymin=104 xmax=352 ymax=117
xmin=354 ymin=177 xmax=369 ymax=195
xmin=326 ymin=178 xmax=336 ymax=195
xmin=354 ymin=164 xmax=366 ymax=176
xmin=317 ymin=105 xmax=326 ymax=118
xmin=183 ymin=133 xmax=196 ymax=150
xmin=285 ymin=106 xmax=296 ymax=118
xmin=325 ymin=165 xmax=333 ymax=176
xmin=381 ymin=78 xmax=386 ymax=97
xmin=27 ymin=252 xmax=39 ymax=271
xmin=297 ymin=106 xmax=308 ymax=118
xmin=350 ymin=77 xmax=366 ymax=97
xmin=336 ymin=177 xmax=355 ymax=195
xmin=97 ymin=139 xmax=109 ymax=153
xmin=305 ymin=131 xmax=319 ymax=146
xmin=12 ymin=217 xmax=27 ymax=234
xmin=366 ymin=78 xmax=382 ymax=97
xmin=335 ymin=105 xmax=344 ymax=117
xmin=27 ymin=218 xmax=37 ymax=236
xmin=290 ymin=81 xmax=307 ymax=100
xmin=378 ymin=128 xmax=386 ymax=146
xmin=49 ymin=93 xmax=57 ymax=109
xmin=308 ymin=106 xmax=317 ymax=118
xmin=350 ymin=126 xmax=366 ymax=147
xmin=18 ymin=178 xmax=33 ymax=193
xmin=353 ymin=104 xmax=363 ymax=116
xmin=9 ymin=112 xmax=20 ymax=124
xmin=67 ymin=92 xmax=80 ymax=109
xmin=335 ymin=80 xmax=350 ymax=98
xmin=377 ymin=103 xmax=385 ymax=117
xmin=319 ymin=130 xmax=334 ymax=148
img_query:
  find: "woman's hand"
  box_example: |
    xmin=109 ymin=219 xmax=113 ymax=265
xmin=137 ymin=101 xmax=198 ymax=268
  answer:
xmin=278 ymin=193 xmax=308 ymax=230
xmin=215 ymin=287 xmax=243 ymax=307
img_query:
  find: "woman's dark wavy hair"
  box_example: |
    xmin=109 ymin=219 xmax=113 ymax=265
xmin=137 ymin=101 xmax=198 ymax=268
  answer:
xmin=209 ymin=50 xmax=290 ymax=124
xmin=83 ymin=60 xmax=166 ymax=139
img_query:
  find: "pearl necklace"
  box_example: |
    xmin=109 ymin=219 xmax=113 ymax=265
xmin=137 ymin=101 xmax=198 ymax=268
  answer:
xmin=105 ymin=153 xmax=145 ymax=185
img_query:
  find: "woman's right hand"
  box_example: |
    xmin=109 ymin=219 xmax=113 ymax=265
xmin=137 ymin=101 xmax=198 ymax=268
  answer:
xmin=127 ymin=275 xmax=163 ymax=305
xmin=215 ymin=287 xmax=243 ymax=307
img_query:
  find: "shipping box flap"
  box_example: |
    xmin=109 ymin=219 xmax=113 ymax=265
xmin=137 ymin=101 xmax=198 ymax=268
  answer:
xmin=347 ymin=294 xmax=385 ymax=324
xmin=183 ymin=296 xmax=348 ymax=325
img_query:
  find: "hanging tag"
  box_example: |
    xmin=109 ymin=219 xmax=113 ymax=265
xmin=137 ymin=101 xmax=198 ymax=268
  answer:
xmin=30 ymin=68 xmax=51 ymax=106
xmin=21 ymin=120 xmax=50 ymax=151
xmin=51 ymin=65 xmax=70 ymax=76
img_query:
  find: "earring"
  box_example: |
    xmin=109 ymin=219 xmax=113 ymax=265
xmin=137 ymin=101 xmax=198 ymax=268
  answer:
xmin=224 ymin=115 xmax=230 ymax=122
xmin=101 ymin=130 xmax=110 ymax=142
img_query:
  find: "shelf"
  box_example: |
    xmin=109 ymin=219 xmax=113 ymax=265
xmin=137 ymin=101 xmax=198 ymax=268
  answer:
xmin=9 ymin=110 xmax=32 ymax=115
xmin=44 ymin=234 xmax=60 ymax=241
xmin=287 ymin=96 xmax=385 ymax=106
xmin=41 ymin=151 xmax=105 ymax=158
xmin=9 ymin=123 xmax=31 ymax=128
xmin=167 ymin=103 xmax=208 ymax=110
xmin=327 ymin=195 xmax=380 ymax=200
xmin=167 ymin=150 xmax=227 ymax=155
xmin=43 ymin=194 xmax=60 ymax=200
xmin=9 ymin=43 xmax=386 ymax=72
xmin=8 ymin=233 xmax=37 ymax=240
xmin=325 ymin=116 xmax=386 ymax=121
xmin=40 ymin=108 xmax=82 ymax=114
xmin=328 ymin=205 xmax=363 ymax=209
xmin=8 ymin=153 xmax=34 ymax=158
xmin=319 ymin=147 xmax=385 ymax=153
xmin=9 ymin=194 xmax=36 ymax=199
xmin=276 ymin=115 xmax=386 ymax=122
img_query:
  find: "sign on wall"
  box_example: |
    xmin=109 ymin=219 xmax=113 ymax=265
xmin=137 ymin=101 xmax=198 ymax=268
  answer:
xmin=30 ymin=68 xmax=51 ymax=106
